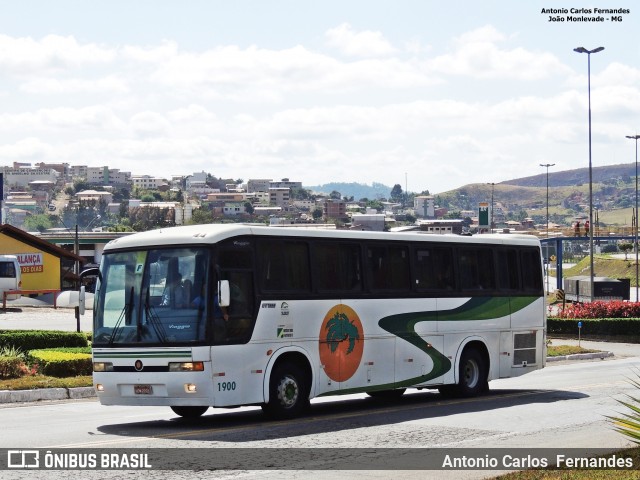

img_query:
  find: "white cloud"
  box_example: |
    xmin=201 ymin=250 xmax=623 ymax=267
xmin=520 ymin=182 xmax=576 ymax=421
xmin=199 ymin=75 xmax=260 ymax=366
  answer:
xmin=0 ymin=106 xmax=126 ymax=132
xmin=0 ymin=34 xmax=115 ymax=74
xmin=20 ymin=75 xmax=129 ymax=94
xmin=0 ymin=137 xmax=53 ymax=159
xmin=325 ymin=23 xmax=397 ymax=58
xmin=129 ymin=112 xmax=171 ymax=137
xmin=429 ymin=25 xmax=570 ymax=80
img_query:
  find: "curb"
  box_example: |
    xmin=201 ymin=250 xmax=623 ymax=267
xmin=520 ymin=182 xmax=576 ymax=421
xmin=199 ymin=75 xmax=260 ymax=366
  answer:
xmin=0 ymin=386 xmax=96 ymax=404
xmin=546 ymin=351 xmax=614 ymax=362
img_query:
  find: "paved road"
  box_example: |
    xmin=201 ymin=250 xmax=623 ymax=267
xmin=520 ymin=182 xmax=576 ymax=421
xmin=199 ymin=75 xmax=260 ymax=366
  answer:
xmin=1 ymin=354 xmax=639 ymax=480
xmin=0 ymin=305 xmax=93 ymax=332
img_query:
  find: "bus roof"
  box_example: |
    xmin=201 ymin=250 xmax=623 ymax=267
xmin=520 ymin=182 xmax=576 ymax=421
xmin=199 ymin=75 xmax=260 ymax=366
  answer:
xmin=102 ymin=224 xmax=541 ymax=252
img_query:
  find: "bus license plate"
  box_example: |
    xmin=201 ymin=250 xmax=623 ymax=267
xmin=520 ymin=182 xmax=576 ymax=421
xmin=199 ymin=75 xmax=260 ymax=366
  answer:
xmin=134 ymin=385 xmax=153 ymax=395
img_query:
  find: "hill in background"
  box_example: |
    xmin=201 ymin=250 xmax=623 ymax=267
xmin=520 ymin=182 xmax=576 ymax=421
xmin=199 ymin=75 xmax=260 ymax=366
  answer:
xmin=306 ymin=182 xmax=392 ymax=200
xmin=305 ymin=162 xmax=637 ymax=227
xmin=500 ymin=163 xmax=636 ymax=189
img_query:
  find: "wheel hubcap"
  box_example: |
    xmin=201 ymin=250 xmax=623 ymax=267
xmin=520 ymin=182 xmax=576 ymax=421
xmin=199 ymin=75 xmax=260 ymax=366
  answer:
xmin=277 ymin=375 xmax=299 ymax=408
xmin=463 ymin=359 xmax=479 ymax=388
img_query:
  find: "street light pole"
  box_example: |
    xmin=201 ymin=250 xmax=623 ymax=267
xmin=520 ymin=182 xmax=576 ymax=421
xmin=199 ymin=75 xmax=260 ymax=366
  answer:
xmin=574 ymin=46 xmax=604 ymax=303
xmin=627 ymin=134 xmax=640 ymax=301
xmin=540 ymin=163 xmax=555 ymax=294
xmin=540 ymin=163 xmax=555 ymax=237
xmin=487 ymin=183 xmax=495 ymax=233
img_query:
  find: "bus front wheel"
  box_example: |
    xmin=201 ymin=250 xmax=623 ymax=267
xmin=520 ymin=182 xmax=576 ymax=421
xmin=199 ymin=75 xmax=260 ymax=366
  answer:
xmin=170 ymin=406 xmax=209 ymax=418
xmin=262 ymin=363 xmax=310 ymax=419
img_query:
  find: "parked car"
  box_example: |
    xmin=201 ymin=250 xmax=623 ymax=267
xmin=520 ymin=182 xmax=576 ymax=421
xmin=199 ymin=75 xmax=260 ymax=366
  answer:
xmin=0 ymin=255 xmax=22 ymax=301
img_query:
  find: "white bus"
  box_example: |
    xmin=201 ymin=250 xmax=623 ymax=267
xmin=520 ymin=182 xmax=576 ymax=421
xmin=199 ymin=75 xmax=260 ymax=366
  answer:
xmin=90 ymin=224 xmax=546 ymax=419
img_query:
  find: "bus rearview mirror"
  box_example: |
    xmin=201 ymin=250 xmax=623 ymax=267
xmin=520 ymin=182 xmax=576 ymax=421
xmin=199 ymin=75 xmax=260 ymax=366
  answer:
xmin=218 ymin=280 xmax=230 ymax=307
xmin=79 ymin=286 xmax=86 ymax=316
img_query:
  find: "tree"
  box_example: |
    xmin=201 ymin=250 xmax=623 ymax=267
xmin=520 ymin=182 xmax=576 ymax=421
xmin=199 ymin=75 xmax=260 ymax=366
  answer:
xmin=190 ymin=207 xmax=214 ymax=225
xmin=23 ymin=214 xmax=54 ymax=233
xmin=244 ymin=202 xmax=255 ymax=215
xmin=366 ymin=200 xmax=384 ymax=212
xmin=329 ymin=190 xmax=342 ymax=200
xmin=619 ymin=242 xmax=633 ymax=260
xmin=390 ymin=184 xmax=404 ymax=203
xmin=129 ymin=206 xmax=175 ymax=231
xmin=312 ymin=208 xmax=323 ymax=220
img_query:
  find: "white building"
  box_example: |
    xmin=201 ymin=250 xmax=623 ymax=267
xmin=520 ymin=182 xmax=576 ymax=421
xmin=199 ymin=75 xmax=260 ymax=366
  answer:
xmin=87 ymin=166 xmax=131 ymax=186
xmin=269 ymin=187 xmax=290 ymax=207
xmin=223 ymin=202 xmax=245 ymax=216
xmin=247 ymin=179 xmax=272 ymax=193
xmin=414 ymin=195 xmax=435 ymax=218
xmin=69 ymin=165 xmax=88 ymax=179
xmin=76 ymin=190 xmax=113 ymax=205
xmin=2 ymin=166 xmax=59 ymax=188
xmin=132 ymin=175 xmax=168 ymax=190
xmin=270 ymin=179 xmax=302 ymax=190
xmin=350 ymin=213 xmax=386 ymax=231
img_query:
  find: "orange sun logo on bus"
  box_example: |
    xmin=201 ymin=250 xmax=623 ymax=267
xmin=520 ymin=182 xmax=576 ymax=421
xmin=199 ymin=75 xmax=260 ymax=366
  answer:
xmin=319 ymin=304 xmax=364 ymax=382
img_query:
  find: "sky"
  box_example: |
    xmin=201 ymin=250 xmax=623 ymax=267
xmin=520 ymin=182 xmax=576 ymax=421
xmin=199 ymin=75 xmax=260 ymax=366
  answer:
xmin=1 ymin=1 xmax=639 ymax=195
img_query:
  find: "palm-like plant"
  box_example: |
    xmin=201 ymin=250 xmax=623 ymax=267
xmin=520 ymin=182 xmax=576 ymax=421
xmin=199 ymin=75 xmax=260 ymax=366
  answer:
xmin=608 ymin=369 xmax=640 ymax=444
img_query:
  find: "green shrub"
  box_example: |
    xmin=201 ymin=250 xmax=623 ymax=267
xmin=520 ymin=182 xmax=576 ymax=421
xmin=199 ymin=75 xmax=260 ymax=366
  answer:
xmin=548 ymin=318 xmax=640 ymax=336
xmin=0 ymin=345 xmax=26 ymax=359
xmin=28 ymin=349 xmax=92 ymax=377
xmin=0 ymin=330 xmax=88 ymax=351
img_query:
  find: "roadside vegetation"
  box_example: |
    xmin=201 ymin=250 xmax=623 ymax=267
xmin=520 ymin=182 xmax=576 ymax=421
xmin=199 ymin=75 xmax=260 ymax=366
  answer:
xmin=546 ymin=344 xmax=598 ymax=356
xmin=493 ymin=447 xmax=640 ymax=479
xmin=0 ymin=332 xmax=92 ymax=390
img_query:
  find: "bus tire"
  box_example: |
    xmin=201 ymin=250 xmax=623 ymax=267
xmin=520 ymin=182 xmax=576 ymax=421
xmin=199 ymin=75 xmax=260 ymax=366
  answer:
xmin=438 ymin=347 xmax=488 ymax=398
xmin=170 ymin=406 xmax=209 ymax=418
xmin=262 ymin=363 xmax=310 ymax=419
xmin=457 ymin=347 xmax=488 ymax=397
xmin=366 ymin=388 xmax=406 ymax=400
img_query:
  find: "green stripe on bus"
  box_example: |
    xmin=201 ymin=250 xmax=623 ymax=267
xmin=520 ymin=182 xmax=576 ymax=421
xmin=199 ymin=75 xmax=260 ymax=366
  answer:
xmin=93 ymin=351 xmax=191 ymax=358
xmin=377 ymin=296 xmax=539 ymax=381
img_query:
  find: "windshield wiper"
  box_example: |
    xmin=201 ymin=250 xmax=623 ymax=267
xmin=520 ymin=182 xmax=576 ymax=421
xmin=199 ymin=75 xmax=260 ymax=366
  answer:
xmin=108 ymin=287 xmax=134 ymax=346
xmin=144 ymin=290 xmax=168 ymax=344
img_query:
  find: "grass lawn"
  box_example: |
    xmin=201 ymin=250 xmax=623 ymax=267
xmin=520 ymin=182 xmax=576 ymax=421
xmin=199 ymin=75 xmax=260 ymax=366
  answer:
xmin=547 ymin=345 xmax=599 ymax=357
xmin=0 ymin=375 xmax=92 ymax=391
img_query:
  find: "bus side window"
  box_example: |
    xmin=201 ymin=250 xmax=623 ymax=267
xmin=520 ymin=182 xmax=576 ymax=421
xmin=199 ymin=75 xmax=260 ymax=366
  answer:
xmin=415 ymin=247 xmax=455 ymax=292
xmin=258 ymin=240 xmax=310 ymax=292
xmin=521 ymin=248 xmax=543 ymax=293
xmin=314 ymin=243 xmax=362 ymax=293
xmin=366 ymin=245 xmax=409 ymax=291
xmin=459 ymin=247 xmax=495 ymax=292
xmin=497 ymin=249 xmax=519 ymax=292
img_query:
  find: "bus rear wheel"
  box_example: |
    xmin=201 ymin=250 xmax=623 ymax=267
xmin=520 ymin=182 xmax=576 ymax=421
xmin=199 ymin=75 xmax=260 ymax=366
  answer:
xmin=439 ymin=347 xmax=488 ymax=398
xmin=170 ymin=406 xmax=209 ymax=418
xmin=262 ymin=363 xmax=310 ymax=419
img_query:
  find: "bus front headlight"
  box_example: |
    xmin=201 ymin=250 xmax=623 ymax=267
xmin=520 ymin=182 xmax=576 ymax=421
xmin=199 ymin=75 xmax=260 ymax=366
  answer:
xmin=93 ymin=362 xmax=113 ymax=372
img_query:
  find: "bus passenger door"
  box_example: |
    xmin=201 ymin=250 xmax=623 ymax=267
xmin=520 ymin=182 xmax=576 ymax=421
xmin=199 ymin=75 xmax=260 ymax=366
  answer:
xmin=210 ymin=344 xmax=265 ymax=406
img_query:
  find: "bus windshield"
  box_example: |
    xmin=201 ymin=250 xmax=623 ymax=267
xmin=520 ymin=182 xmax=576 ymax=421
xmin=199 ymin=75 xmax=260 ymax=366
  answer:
xmin=93 ymin=247 xmax=210 ymax=346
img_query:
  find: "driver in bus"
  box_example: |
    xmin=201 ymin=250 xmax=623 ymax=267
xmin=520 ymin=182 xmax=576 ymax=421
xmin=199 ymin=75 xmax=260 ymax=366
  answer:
xmin=161 ymin=273 xmax=186 ymax=308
